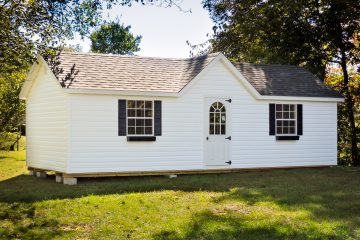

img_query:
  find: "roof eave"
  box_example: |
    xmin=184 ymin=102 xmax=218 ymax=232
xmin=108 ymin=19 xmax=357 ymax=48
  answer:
xmin=63 ymin=86 xmax=343 ymax=102
xmin=64 ymin=88 xmax=178 ymax=97
xmin=257 ymin=95 xmax=344 ymax=102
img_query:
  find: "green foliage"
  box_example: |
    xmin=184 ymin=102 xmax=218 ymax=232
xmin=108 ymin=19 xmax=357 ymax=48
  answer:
xmin=90 ymin=21 xmax=141 ymax=54
xmin=0 ymin=71 xmax=26 ymax=150
xmin=203 ymin=0 xmax=360 ymax=78
xmin=0 ymin=0 xmax=181 ymax=73
xmin=1 ymin=0 xmax=102 ymax=73
xmin=0 ymin=133 xmax=20 ymax=151
xmin=63 ymin=44 xmax=83 ymax=52
xmin=0 ymin=155 xmax=360 ymax=239
xmin=326 ymin=68 xmax=360 ymax=165
xmin=0 ymin=71 xmax=26 ymax=132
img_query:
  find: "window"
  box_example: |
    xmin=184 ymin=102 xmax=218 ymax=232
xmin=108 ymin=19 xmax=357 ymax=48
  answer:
xmin=209 ymin=102 xmax=226 ymax=135
xmin=127 ymin=100 xmax=153 ymax=136
xmin=275 ymin=104 xmax=297 ymax=135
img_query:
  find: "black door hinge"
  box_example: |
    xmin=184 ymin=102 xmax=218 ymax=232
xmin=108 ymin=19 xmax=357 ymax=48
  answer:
xmin=225 ymin=136 xmax=231 ymax=140
xmin=225 ymin=160 xmax=232 ymax=165
xmin=225 ymin=98 xmax=232 ymax=103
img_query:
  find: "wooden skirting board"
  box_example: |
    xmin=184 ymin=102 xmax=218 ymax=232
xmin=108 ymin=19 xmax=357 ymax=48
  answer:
xmin=28 ymin=165 xmax=332 ymax=178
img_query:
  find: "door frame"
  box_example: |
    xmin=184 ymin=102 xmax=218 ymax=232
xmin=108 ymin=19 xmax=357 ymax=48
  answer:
xmin=203 ymin=96 xmax=232 ymax=167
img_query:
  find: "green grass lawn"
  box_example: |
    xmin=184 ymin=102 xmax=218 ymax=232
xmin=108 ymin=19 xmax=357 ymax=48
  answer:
xmin=0 ymin=152 xmax=359 ymax=240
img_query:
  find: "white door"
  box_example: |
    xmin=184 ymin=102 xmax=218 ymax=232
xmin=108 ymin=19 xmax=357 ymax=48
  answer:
xmin=204 ymin=99 xmax=231 ymax=166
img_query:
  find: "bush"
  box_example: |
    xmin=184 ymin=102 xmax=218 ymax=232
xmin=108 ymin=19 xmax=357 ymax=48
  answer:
xmin=0 ymin=132 xmax=21 ymax=151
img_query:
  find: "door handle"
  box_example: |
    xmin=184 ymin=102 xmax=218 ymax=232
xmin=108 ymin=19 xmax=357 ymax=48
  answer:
xmin=206 ymin=137 xmax=209 ymax=140
xmin=225 ymin=136 xmax=231 ymax=140
xmin=225 ymin=161 xmax=232 ymax=165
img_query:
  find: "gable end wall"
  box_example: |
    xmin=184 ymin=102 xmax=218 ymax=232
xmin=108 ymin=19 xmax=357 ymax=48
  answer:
xmin=26 ymin=64 xmax=68 ymax=172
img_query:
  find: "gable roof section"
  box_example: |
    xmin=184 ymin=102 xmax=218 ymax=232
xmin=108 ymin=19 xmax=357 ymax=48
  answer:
xmin=233 ymin=63 xmax=342 ymax=98
xmin=56 ymin=51 xmax=218 ymax=93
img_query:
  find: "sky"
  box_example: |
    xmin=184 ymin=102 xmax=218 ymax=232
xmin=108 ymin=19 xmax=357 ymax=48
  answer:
xmin=67 ymin=0 xmax=214 ymax=58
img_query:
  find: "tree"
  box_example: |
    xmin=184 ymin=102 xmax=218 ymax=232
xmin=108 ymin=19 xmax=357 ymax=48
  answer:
xmin=63 ymin=44 xmax=83 ymax=52
xmin=0 ymin=71 xmax=25 ymax=133
xmin=0 ymin=71 xmax=26 ymax=150
xmin=202 ymin=0 xmax=360 ymax=166
xmin=326 ymin=66 xmax=360 ymax=166
xmin=0 ymin=0 xmax=111 ymax=142
xmin=0 ymin=0 xmax=181 ymax=73
xmin=90 ymin=21 xmax=141 ymax=54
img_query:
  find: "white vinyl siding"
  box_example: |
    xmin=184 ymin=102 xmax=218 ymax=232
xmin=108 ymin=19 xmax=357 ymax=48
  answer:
xmin=26 ymin=64 xmax=68 ymax=172
xmin=66 ymin=59 xmax=337 ymax=173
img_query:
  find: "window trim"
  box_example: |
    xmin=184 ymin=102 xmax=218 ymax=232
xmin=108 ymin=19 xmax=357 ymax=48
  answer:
xmin=275 ymin=104 xmax=297 ymax=136
xmin=126 ymin=100 xmax=154 ymax=137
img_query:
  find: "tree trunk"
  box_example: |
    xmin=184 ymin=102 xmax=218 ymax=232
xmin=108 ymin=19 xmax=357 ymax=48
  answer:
xmin=340 ymin=52 xmax=359 ymax=166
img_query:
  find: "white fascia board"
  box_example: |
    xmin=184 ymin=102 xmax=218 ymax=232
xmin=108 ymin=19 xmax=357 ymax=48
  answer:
xmin=64 ymin=88 xmax=178 ymax=97
xmin=257 ymin=95 xmax=344 ymax=102
xmin=64 ymin=86 xmax=343 ymax=102
xmin=19 ymin=56 xmax=43 ymax=100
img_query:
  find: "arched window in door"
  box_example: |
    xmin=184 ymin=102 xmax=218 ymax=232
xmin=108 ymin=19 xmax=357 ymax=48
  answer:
xmin=209 ymin=102 xmax=226 ymax=135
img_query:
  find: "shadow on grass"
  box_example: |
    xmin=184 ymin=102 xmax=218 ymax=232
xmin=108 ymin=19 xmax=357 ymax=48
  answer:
xmin=1 ymin=167 xmax=359 ymax=204
xmin=0 ymin=203 xmax=62 ymax=239
xmin=152 ymin=208 xmax=350 ymax=240
xmin=0 ymin=168 xmax=359 ymax=239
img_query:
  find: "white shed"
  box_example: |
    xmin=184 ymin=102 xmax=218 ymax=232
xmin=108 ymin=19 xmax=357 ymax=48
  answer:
xmin=20 ymin=52 xmax=343 ymax=184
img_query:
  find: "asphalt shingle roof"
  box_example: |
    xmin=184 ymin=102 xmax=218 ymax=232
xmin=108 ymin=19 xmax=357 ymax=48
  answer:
xmin=233 ymin=63 xmax=342 ymax=98
xmin=57 ymin=51 xmax=217 ymax=92
xmin=55 ymin=51 xmax=342 ymax=98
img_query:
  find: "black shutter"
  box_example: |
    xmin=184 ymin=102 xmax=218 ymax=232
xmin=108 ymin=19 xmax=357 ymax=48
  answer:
xmin=297 ymin=104 xmax=303 ymax=135
xmin=269 ymin=104 xmax=276 ymax=135
xmin=154 ymin=100 xmax=162 ymax=136
xmin=118 ymin=99 xmax=126 ymax=136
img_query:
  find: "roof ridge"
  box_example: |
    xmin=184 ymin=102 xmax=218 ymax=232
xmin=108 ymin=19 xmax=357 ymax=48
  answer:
xmin=61 ymin=51 xmax=221 ymax=61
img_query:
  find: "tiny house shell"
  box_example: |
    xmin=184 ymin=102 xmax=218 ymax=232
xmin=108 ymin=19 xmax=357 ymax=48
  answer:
xmin=20 ymin=52 xmax=343 ymax=184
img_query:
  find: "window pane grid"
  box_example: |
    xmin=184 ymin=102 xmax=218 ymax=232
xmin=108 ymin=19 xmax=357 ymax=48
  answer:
xmin=209 ymin=102 xmax=226 ymax=135
xmin=275 ymin=104 xmax=297 ymax=135
xmin=127 ymin=100 xmax=153 ymax=136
